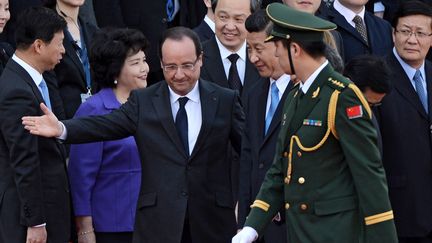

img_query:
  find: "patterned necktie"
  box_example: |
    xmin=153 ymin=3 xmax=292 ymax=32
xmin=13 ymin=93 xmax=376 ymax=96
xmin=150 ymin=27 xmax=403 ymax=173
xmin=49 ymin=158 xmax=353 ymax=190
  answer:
xmin=166 ymin=0 xmax=175 ymax=22
xmin=265 ymin=82 xmax=280 ymax=134
xmin=39 ymin=78 xmax=52 ymax=110
xmin=227 ymin=53 xmax=243 ymax=94
xmin=353 ymin=15 xmax=368 ymax=45
xmin=413 ymin=70 xmax=428 ymax=114
xmin=176 ymin=97 xmax=189 ymax=155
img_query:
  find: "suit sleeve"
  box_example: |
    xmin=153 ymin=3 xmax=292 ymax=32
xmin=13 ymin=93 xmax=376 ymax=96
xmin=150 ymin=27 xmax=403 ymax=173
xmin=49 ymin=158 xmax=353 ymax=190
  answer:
xmin=0 ymin=88 xmax=46 ymax=226
xmin=335 ymin=86 xmax=398 ymax=242
xmin=63 ymin=89 xmax=140 ymax=144
xmin=68 ymin=101 xmax=104 ymax=217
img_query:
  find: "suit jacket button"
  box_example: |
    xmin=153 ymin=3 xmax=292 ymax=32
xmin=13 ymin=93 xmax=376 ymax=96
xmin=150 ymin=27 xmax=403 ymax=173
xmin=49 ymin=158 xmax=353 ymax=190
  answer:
xmin=297 ymin=151 xmax=302 ymax=157
xmin=298 ymin=177 xmax=305 ymax=184
xmin=285 ymin=203 xmax=290 ymax=209
xmin=300 ymin=203 xmax=308 ymax=211
xmin=259 ymin=163 xmax=264 ymax=169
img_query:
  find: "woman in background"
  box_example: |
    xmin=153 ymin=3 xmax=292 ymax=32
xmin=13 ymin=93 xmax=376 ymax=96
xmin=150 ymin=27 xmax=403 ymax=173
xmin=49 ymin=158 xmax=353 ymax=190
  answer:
xmin=68 ymin=28 xmax=148 ymax=243
xmin=0 ymin=0 xmax=11 ymax=74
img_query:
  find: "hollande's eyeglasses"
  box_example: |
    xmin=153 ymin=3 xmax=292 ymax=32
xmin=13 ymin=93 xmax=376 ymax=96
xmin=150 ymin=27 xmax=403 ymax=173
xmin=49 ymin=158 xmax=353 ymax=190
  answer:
xmin=162 ymin=58 xmax=199 ymax=73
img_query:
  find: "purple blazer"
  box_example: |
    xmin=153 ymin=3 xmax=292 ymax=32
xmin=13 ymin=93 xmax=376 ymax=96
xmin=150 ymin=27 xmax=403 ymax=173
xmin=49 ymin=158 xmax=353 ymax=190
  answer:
xmin=68 ymin=88 xmax=141 ymax=232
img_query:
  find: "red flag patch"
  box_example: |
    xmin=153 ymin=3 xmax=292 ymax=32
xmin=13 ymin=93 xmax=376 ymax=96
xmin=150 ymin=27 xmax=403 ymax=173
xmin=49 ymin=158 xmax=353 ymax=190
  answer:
xmin=346 ymin=105 xmax=363 ymax=119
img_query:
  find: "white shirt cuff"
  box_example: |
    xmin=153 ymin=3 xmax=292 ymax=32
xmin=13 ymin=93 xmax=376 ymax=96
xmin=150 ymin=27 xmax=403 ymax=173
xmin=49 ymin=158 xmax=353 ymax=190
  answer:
xmin=242 ymin=226 xmax=258 ymax=240
xmin=57 ymin=121 xmax=67 ymax=140
xmin=32 ymin=223 xmax=46 ymax=228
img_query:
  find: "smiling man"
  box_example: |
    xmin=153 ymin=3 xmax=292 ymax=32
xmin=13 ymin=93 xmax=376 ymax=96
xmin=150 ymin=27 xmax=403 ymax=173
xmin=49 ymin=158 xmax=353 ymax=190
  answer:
xmin=375 ymin=1 xmax=432 ymax=242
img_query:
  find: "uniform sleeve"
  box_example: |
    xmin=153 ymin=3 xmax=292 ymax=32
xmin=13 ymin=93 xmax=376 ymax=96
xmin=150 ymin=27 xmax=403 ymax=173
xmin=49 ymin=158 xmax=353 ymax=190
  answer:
xmin=68 ymin=100 xmax=104 ymax=216
xmin=335 ymin=85 xmax=398 ymax=242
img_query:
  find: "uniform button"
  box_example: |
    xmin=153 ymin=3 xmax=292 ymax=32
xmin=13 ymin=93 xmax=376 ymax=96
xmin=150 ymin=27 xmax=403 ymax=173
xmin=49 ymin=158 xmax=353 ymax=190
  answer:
xmin=285 ymin=203 xmax=290 ymax=209
xmin=283 ymin=152 xmax=288 ymax=157
xmin=300 ymin=203 xmax=308 ymax=211
xmin=298 ymin=177 xmax=305 ymax=184
xmin=297 ymin=151 xmax=302 ymax=157
xmin=259 ymin=163 xmax=264 ymax=169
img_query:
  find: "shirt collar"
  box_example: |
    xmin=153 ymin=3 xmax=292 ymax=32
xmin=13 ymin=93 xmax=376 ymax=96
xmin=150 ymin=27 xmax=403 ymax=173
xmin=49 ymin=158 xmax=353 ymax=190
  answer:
xmin=270 ymin=73 xmax=291 ymax=94
xmin=169 ymin=80 xmax=201 ymax=104
xmin=12 ymin=54 xmax=43 ymax=86
xmin=215 ymin=36 xmax=247 ymax=62
xmin=204 ymin=15 xmax=215 ymax=33
xmin=300 ymin=60 xmax=329 ymax=94
xmin=334 ymin=0 xmax=366 ymax=25
xmin=393 ymin=47 xmax=426 ymax=81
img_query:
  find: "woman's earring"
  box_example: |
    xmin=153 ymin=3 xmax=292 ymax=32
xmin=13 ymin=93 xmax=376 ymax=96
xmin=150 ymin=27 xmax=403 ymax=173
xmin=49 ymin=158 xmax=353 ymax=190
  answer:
xmin=114 ymin=80 xmax=118 ymax=85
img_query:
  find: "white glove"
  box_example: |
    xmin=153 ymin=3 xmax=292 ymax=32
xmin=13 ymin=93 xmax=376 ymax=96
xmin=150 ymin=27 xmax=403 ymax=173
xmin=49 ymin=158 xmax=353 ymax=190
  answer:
xmin=232 ymin=226 xmax=258 ymax=243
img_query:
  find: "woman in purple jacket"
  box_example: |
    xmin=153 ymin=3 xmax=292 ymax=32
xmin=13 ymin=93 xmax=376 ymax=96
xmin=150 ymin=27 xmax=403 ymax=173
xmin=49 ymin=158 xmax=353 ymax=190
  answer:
xmin=68 ymin=28 xmax=149 ymax=243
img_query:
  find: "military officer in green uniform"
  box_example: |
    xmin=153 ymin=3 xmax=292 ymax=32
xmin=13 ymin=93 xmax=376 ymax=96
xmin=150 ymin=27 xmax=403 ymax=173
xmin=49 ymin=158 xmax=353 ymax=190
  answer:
xmin=233 ymin=3 xmax=398 ymax=243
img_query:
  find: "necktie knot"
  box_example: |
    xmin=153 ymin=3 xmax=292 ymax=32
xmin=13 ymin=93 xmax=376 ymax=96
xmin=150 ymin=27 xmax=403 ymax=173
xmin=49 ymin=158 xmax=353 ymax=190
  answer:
xmin=352 ymin=15 xmax=363 ymax=25
xmin=39 ymin=79 xmax=47 ymax=88
xmin=39 ymin=78 xmax=52 ymax=110
xmin=178 ymin=97 xmax=189 ymax=107
xmin=271 ymin=82 xmax=279 ymax=96
xmin=228 ymin=53 xmax=240 ymax=63
xmin=414 ymin=70 xmax=422 ymax=82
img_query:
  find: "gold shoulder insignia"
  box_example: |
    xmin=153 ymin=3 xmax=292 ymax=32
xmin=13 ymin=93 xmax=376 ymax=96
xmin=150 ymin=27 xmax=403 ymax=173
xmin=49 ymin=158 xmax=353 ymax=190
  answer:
xmin=331 ymin=79 xmax=345 ymax=88
xmin=365 ymin=210 xmax=394 ymax=225
xmin=312 ymin=87 xmax=320 ymax=98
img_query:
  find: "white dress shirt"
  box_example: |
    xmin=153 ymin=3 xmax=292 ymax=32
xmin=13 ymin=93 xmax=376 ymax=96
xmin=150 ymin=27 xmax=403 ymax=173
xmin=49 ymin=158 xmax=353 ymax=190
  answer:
xmin=215 ymin=36 xmax=247 ymax=85
xmin=333 ymin=0 xmax=366 ymax=28
xmin=12 ymin=54 xmax=45 ymax=95
xmin=265 ymin=74 xmax=291 ymax=117
xmin=169 ymin=81 xmax=202 ymax=155
xmin=204 ymin=15 xmax=215 ymax=33
xmin=300 ymin=60 xmax=329 ymax=94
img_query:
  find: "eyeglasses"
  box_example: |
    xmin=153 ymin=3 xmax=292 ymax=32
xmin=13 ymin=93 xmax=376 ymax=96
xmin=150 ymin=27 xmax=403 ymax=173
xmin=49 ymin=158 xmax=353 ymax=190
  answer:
xmin=162 ymin=58 xmax=199 ymax=73
xmin=395 ymin=29 xmax=432 ymax=39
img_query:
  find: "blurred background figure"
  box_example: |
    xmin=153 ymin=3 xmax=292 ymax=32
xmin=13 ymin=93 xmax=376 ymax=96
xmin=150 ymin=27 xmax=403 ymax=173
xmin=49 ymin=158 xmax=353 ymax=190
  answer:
xmin=344 ymin=54 xmax=391 ymax=154
xmin=68 ymin=28 xmax=148 ymax=243
xmin=45 ymin=0 xmax=98 ymax=119
xmin=0 ymin=0 xmax=12 ymax=74
xmin=193 ymin=0 xmax=216 ymax=43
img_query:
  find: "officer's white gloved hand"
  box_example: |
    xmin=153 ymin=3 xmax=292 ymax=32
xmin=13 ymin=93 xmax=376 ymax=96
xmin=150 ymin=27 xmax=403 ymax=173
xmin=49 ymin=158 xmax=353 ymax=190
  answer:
xmin=232 ymin=226 xmax=258 ymax=243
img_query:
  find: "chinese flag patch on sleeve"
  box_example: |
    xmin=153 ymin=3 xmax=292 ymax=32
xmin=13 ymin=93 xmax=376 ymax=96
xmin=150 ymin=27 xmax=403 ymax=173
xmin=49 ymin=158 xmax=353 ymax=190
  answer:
xmin=346 ymin=105 xmax=363 ymax=119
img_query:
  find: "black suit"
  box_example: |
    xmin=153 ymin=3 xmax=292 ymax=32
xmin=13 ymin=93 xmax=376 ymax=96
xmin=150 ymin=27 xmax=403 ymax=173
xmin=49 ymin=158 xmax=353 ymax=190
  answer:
xmin=93 ymin=0 xmax=206 ymax=85
xmin=53 ymin=18 xmax=98 ymax=119
xmin=375 ymin=53 xmax=432 ymax=239
xmin=320 ymin=5 xmax=393 ymax=63
xmin=0 ymin=59 xmax=70 ymax=242
xmin=238 ymin=79 xmax=293 ymax=243
xmin=193 ymin=20 xmax=214 ymax=43
xmin=62 ymin=79 xmax=244 ymax=243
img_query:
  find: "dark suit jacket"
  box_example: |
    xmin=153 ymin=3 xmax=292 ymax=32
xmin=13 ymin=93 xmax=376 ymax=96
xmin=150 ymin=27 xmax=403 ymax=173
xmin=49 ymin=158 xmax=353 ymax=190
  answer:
xmin=375 ymin=53 xmax=432 ymax=237
xmin=193 ymin=20 xmax=214 ymax=43
xmin=93 ymin=0 xmax=206 ymax=85
xmin=320 ymin=6 xmax=393 ymax=63
xmin=201 ymin=36 xmax=261 ymax=104
xmin=0 ymin=59 xmax=70 ymax=242
xmin=53 ymin=17 xmax=98 ymax=119
xmin=238 ymin=79 xmax=292 ymax=243
xmin=62 ymin=79 xmax=244 ymax=243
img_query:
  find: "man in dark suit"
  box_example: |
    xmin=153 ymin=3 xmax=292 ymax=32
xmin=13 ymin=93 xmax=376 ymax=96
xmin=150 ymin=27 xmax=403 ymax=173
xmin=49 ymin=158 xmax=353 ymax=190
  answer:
xmin=93 ymin=0 xmax=206 ymax=85
xmin=200 ymin=0 xmax=261 ymax=102
xmin=0 ymin=7 xmax=70 ymax=243
xmin=238 ymin=9 xmax=293 ymax=243
xmin=320 ymin=0 xmax=393 ymax=63
xmin=374 ymin=1 xmax=432 ymax=242
xmin=23 ymin=27 xmax=244 ymax=243
xmin=193 ymin=0 xmax=216 ymax=43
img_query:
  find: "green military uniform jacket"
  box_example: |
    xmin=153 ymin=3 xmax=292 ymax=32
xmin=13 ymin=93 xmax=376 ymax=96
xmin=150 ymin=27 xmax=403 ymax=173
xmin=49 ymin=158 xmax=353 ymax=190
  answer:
xmin=244 ymin=64 xmax=397 ymax=242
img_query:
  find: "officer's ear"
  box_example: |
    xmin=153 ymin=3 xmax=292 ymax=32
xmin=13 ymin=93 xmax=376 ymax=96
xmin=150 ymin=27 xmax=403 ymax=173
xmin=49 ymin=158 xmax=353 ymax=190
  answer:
xmin=291 ymin=42 xmax=301 ymax=57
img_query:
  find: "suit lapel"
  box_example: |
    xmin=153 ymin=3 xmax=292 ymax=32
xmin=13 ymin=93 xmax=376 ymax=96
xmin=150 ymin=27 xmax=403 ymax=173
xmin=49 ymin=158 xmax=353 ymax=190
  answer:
xmin=190 ymin=80 xmax=218 ymax=160
xmin=425 ymin=61 xmax=432 ymax=121
xmin=254 ymin=80 xmax=268 ymax=144
xmin=9 ymin=59 xmax=45 ymax=106
xmin=203 ymin=37 xmax=229 ymax=87
xmin=328 ymin=7 xmax=368 ymax=46
xmin=63 ymin=29 xmax=86 ymax=86
xmin=262 ymin=80 xmax=293 ymax=146
xmin=151 ymin=82 xmax=189 ymax=158
xmin=388 ymin=54 xmax=429 ymax=119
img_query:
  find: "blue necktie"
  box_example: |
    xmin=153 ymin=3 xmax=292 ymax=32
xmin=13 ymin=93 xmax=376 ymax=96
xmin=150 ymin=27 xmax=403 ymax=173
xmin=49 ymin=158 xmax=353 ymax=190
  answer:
xmin=265 ymin=82 xmax=280 ymax=134
xmin=166 ymin=0 xmax=175 ymax=22
xmin=176 ymin=97 xmax=189 ymax=155
xmin=414 ymin=70 xmax=428 ymax=114
xmin=39 ymin=79 xmax=52 ymax=110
